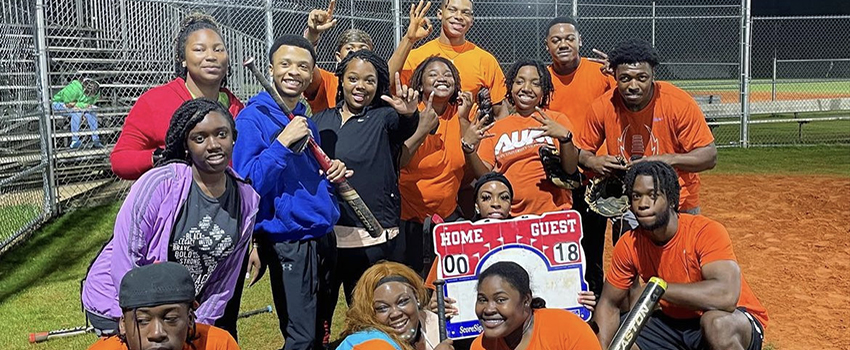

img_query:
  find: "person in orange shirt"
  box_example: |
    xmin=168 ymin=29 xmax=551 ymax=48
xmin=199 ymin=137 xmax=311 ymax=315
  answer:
xmin=472 ymin=261 xmax=600 ymax=350
xmin=573 ymin=39 xmax=717 ymax=243
xmin=462 ymin=60 xmax=578 ymax=217
xmin=543 ymin=16 xmax=617 ymax=302
xmin=399 ymin=57 xmax=473 ymax=277
xmin=302 ymin=0 xmax=375 ymax=113
xmin=388 ymin=0 xmax=509 ymax=119
xmin=87 ymin=262 xmax=239 ymax=350
xmin=596 ymin=161 xmax=767 ymax=350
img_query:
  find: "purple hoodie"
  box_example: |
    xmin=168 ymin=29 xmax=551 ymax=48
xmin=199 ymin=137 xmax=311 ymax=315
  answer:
xmin=81 ymin=163 xmax=259 ymax=325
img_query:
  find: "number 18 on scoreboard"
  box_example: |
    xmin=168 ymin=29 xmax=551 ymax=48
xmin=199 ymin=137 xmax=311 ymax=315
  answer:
xmin=432 ymin=211 xmax=591 ymax=339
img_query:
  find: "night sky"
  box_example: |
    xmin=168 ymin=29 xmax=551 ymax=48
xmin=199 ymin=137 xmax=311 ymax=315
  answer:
xmin=753 ymin=0 xmax=850 ymax=16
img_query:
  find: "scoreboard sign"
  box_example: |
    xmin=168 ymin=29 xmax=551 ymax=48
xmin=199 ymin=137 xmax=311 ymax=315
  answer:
xmin=432 ymin=210 xmax=591 ymax=339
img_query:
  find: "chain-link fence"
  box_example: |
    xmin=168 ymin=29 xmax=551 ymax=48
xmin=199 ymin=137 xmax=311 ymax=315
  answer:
xmin=2 ymin=0 xmax=849 ymax=253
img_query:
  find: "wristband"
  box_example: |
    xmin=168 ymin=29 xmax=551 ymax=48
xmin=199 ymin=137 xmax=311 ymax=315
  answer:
xmin=558 ymin=132 xmax=573 ymax=144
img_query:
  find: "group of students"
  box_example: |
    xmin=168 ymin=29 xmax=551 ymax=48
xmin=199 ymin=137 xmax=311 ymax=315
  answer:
xmin=79 ymin=0 xmax=770 ymax=349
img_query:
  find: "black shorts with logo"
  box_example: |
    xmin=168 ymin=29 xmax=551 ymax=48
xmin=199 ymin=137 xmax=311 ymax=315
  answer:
xmin=619 ymin=307 xmax=764 ymax=350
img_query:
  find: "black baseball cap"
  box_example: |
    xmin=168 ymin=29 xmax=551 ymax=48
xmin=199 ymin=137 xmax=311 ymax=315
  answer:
xmin=119 ymin=262 xmax=196 ymax=310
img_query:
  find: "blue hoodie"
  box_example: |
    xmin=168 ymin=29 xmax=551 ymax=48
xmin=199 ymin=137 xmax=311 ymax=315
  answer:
xmin=233 ymin=91 xmax=339 ymax=241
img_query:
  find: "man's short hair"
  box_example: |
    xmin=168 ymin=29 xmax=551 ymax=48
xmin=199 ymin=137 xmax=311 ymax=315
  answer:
xmin=544 ymin=16 xmax=579 ymax=37
xmin=608 ymin=39 xmax=660 ymax=69
xmin=624 ymin=161 xmax=681 ymax=212
xmin=269 ymin=34 xmax=317 ymax=66
xmin=336 ymin=29 xmax=374 ymax=52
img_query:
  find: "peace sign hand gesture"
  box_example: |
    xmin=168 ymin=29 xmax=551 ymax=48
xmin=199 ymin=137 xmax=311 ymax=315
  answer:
xmin=406 ymin=0 xmax=433 ymax=42
xmin=307 ymin=0 xmax=337 ymax=35
xmin=588 ymin=49 xmax=614 ymax=76
xmin=530 ymin=107 xmax=572 ymax=142
xmin=381 ymin=72 xmax=421 ymax=116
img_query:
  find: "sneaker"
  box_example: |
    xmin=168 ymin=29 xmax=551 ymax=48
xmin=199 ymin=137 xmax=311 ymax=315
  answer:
xmin=70 ymin=140 xmax=82 ymax=149
xmin=92 ymin=141 xmax=105 ymax=149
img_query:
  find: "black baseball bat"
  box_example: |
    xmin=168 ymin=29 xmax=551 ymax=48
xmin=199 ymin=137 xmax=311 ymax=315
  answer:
xmin=433 ymin=279 xmax=448 ymax=342
xmin=609 ymin=277 xmax=667 ymax=350
xmin=243 ymin=57 xmax=385 ymax=238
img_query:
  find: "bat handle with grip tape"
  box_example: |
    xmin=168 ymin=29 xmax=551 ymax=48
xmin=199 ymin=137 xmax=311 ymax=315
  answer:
xmin=237 ymin=305 xmax=273 ymax=318
xmin=243 ymin=57 xmax=384 ymax=238
xmin=433 ymin=279 xmax=448 ymax=342
xmin=609 ymin=277 xmax=667 ymax=350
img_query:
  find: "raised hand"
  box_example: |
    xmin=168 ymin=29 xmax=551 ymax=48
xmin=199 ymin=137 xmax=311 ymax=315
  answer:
xmin=405 ymin=0 xmax=433 ymax=42
xmin=530 ymin=107 xmax=571 ymax=142
xmin=417 ymin=91 xmax=439 ymax=135
xmin=381 ymin=72 xmax=421 ymax=116
xmin=588 ymin=48 xmax=614 ymax=76
xmin=462 ymin=113 xmax=495 ymax=151
xmin=457 ymin=90 xmax=473 ymax=121
xmin=307 ymin=0 xmax=337 ymax=35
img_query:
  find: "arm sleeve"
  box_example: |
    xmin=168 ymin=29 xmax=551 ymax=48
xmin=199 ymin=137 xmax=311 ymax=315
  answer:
xmin=110 ymin=98 xmax=158 ymax=180
xmin=675 ymin=97 xmax=715 ymax=152
xmin=52 ymin=81 xmax=77 ymax=102
xmin=605 ymin=236 xmax=637 ymax=290
xmin=486 ymin=56 xmax=508 ymax=105
xmin=388 ymin=109 xmax=419 ymax=146
xmin=351 ymin=339 xmax=400 ymax=350
xmin=232 ymin=115 xmax=297 ymax=197
xmin=695 ymin=220 xmax=737 ymax=267
xmin=573 ymin=103 xmax=606 ymax=152
xmin=109 ymin=173 xmax=167 ymax=295
xmin=476 ymin=132 xmax=497 ymax=168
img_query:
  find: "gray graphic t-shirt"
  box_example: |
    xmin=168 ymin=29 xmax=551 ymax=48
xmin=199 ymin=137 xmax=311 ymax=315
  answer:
xmin=169 ymin=175 xmax=241 ymax=295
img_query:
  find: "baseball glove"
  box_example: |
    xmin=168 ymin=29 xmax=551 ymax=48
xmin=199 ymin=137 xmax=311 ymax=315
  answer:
xmin=539 ymin=146 xmax=584 ymax=190
xmin=585 ymin=169 xmax=630 ymax=218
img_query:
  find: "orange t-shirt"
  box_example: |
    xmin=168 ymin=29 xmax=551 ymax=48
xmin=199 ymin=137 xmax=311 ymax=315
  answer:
xmin=477 ymin=110 xmax=574 ymax=216
xmin=471 ymin=308 xmax=601 ymax=350
xmin=399 ymin=106 xmax=466 ymax=222
xmin=606 ymin=214 xmax=769 ymax=329
xmin=547 ymin=58 xmax=616 ymax=128
xmin=574 ymin=81 xmax=715 ymax=211
xmin=401 ymin=39 xmax=507 ymax=106
xmin=87 ymin=323 xmax=240 ymax=350
xmin=307 ymin=68 xmax=339 ymax=113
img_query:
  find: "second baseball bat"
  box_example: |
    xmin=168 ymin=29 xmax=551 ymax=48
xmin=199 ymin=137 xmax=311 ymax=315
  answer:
xmin=433 ymin=279 xmax=448 ymax=342
xmin=243 ymin=57 xmax=384 ymax=238
xmin=609 ymin=277 xmax=667 ymax=350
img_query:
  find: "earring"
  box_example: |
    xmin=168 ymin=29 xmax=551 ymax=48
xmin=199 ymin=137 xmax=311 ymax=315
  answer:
xmin=182 ymin=61 xmax=187 ymax=67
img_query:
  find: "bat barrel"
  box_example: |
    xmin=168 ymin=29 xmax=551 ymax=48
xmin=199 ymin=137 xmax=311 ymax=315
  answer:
xmin=433 ymin=279 xmax=448 ymax=342
xmin=609 ymin=277 xmax=667 ymax=350
xmin=237 ymin=305 xmax=273 ymax=318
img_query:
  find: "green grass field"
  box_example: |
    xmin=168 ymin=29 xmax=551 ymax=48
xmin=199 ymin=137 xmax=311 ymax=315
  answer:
xmin=0 ymin=146 xmax=847 ymax=349
xmin=672 ymin=79 xmax=850 ymax=95
xmin=0 ymin=204 xmax=42 ymax=243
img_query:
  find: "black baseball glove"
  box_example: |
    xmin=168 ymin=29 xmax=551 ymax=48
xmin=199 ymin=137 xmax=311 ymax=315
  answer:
xmin=539 ymin=146 xmax=584 ymax=190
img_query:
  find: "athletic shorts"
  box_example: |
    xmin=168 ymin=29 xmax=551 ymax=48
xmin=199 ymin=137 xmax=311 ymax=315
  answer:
xmin=620 ymin=307 xmax=764 ymax=350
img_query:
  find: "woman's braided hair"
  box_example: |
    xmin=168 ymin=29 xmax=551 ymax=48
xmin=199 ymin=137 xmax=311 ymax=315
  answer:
xmin=173 ymin=12 xmax=230 ymax=87
xmin=334 ymin=50 xmax=390 ymax=108
xmin=158 ymin=98 xmax=235 ymax=166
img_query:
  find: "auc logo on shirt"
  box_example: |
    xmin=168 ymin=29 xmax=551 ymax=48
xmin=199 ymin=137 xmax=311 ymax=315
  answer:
xmin=493 ymin=129 xmax=555 ymax=156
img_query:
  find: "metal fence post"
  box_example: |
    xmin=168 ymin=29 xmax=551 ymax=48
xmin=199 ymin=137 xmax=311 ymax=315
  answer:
xmin=393 ymin=0 xmax=401 ymax=50
xmin=739 ymin=0 xmax=752 ymax=148
xmin=34 ymin=0 xmax=58 ymax=215
xmin=265 ymin=0 xmax=273 ymax=55
xmin=651 ymin=1 xmax=656 ymax=47
xmin=572 ymin=0 xmax=578 ymax=18
xmin=771 ymin=54 xmax=777 ymax=101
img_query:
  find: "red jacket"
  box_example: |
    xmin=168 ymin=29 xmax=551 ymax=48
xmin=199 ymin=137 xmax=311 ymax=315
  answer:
xmin=110 ymin=78 xmax=244 ymax=180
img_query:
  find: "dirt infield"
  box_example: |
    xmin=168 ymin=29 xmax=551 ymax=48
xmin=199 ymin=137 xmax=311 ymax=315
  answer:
xmin=689 ymin=90 xmax=850 ymax=103
xmin=701 ymin=174 xmax=850 ymax=350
